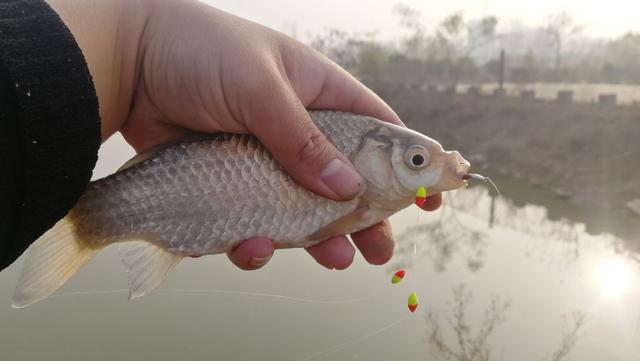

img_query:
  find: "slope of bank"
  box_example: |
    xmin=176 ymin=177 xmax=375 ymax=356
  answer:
xmin=375 ymin=87 xmax=640 ymax=231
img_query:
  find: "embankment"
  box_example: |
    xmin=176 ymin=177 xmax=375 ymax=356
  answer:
xmin=373 ymin=86 xmax=640 ymax=230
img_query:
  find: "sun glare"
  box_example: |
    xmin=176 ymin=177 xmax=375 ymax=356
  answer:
xmin=594 ymin=257 xmax=635 ymax=300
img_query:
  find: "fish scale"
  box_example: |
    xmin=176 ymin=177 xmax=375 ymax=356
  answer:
xmin=70 ymin=113 xmax=373 ymax=255
xmin=12 ymin=110 xmax=471 ymax=308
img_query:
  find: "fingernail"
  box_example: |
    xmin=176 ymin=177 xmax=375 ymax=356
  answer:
xmin=249 ymin=255 xmax=272 ymax=268
xmin=320 ymin=159 xmax=364 ymax=199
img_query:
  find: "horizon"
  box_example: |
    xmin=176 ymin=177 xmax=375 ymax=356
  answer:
xmin=207 ymin=0 xmax=640 ymax=41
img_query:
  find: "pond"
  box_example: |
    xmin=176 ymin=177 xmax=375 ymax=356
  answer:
xmin=0 ymin=135 xmax=638 ymax=361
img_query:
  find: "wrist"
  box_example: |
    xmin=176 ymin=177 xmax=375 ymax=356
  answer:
xmin=46 ymin=0 xmax=151 ymax=140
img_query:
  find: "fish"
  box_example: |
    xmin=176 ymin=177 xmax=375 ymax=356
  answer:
xmin=12 ymin=110 xmax=470 ymax=308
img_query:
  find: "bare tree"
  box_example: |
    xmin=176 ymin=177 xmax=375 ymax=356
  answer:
xmin=309 ymin=28 xmax=356 ymax=68
xmin=309 ymin=28 xmax=388 ymax=83
xmin=426 ymin=284 xmax=511 ymax=361
xmin=393 ymin=3 xmax=425 ymax=34
xmin=436 ymin=12 xmax=465 ymax=62
xmin=392 ymin=3 xmax=428 ymax=58
xmin=543 ymin=312 xmax=587 ymax=361
xmin=425 ymin=285 xmax=587 ymax=361
xmin=468 ymin=16 xmax=499 ymax=55
xmin=541 ymin=12 xmax=583 ymax=69
xmin=435 ymin=12 xmax=499 ymax=84
xmin=434 ymin=12 xmax=499 ymax=59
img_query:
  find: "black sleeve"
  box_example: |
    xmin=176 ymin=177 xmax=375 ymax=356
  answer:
xmin=0 ymin=0 xmax=101 ymax=270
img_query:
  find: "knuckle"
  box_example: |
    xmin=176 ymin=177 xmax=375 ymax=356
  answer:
xmin=295 ymin=130 xmax=329 ymax=165
xmin=247 ymin=71 xmax=280 ymax=101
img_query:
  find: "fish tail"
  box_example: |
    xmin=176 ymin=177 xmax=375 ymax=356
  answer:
xmin=12 ymin=216 xmax=101 ymax=308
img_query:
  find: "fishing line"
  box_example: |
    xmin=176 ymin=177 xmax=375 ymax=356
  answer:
xmin=310 ymin=172 xmax=594 ymax=361
xmin=464 ymin=173 xmax=502 ymax=199
xmin=414 ymin=204 xmax=421 ymax=255
xmin=485 ymin=177 xmax=502 ymax=199
xmin=298 ymin=315 xmax=409 ymax=361
xmin=49 ymin=289 xmax=129 ymax=298
xmin=159 ymin=289 xmax=373 ymax=304
xmin=49 ymin=288 xmax=378 ymax=305
xmin=50 ymin=287 xmax=412 ymax=360
xmin=51 ymin=288 xmax=409 ymax=361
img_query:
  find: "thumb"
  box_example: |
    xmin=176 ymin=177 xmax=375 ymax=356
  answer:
xmin=244 ymin=79 xmax=363 ymax=201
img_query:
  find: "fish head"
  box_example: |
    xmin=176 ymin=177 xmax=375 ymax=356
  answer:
xmin=352 ymin=123 xmax=470 ymax=208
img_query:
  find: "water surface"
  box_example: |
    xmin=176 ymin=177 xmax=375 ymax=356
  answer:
xmin=0 ymin=135 xmax=638 ymax=361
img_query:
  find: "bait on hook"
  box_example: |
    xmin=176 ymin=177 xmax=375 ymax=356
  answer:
xmin=415 ymin=172 xmax=502 ymax=207
xmin=463 ymin=173 xmax=502 ymax=198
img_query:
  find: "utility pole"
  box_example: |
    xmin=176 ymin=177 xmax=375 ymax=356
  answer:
xmin=499 ymin=49 xmax=505 ymax=89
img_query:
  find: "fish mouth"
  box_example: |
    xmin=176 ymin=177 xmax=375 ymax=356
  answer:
xmin=439 ymin=150 xmax=471 ymax=191
xmin=461 ymin=173 xmax=471 ymax=186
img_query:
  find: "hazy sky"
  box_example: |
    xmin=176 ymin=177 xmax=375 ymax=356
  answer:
xmin=207 ymin=0 xmax=640 ymax=40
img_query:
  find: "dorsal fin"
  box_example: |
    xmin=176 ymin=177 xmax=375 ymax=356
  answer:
xmin=117 ymin=143 xmax=172 ymax=172
xmin=117 ymin=133 xmax=234 ymax=172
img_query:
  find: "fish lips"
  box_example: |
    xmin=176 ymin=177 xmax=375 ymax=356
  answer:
xmin=429 ymin=150 xmax=471 ymax=193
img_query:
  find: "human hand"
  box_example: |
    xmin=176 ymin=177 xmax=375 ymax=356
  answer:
xmin=50 ymin=0 xmax=442 ymax=270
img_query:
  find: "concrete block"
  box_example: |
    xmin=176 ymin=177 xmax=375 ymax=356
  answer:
xmin=521 ymin=90 xmax=535 ymax=101
xmin=557 ymin=90 xmax=573 ymax=105
xmin=598 ymin=94 xmax=617 ymax=107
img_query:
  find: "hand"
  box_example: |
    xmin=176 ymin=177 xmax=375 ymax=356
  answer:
xmin=50 ymin=0 xmax=442 ymax=270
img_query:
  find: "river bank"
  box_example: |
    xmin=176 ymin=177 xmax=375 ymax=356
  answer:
xmin=373 ymin=86 xmax=640 ymax=233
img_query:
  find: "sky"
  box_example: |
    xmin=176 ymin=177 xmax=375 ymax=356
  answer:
xmin=206 ymin=0 xmax=640 ymax=40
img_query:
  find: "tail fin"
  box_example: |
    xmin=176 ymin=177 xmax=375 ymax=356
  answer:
xmin=12 ymin=217 xmax=100 ymax=308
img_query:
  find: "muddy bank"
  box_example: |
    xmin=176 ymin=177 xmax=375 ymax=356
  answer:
xmin=374 ymin=87 xmax=640 ymax=228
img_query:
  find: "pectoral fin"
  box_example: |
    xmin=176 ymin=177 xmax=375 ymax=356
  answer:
xmin=306 ymin=206 xmax=373 ymax=244
xmin=118 ymin=241 xmax=183 ymax=300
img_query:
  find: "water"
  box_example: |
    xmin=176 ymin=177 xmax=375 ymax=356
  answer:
xmin=0 ymin=135 xmax=638 ymax=361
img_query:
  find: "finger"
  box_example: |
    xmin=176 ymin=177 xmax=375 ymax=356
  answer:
xmin=305 ymin=235 xmax=355 ymax=270
xmin=121 ymin=89 xmax=194 ymax=152
xmin=227 ymin=237 xmax=275 ymax=270
xmin=286 ymin=49 xmax=403 ymax=126
xmin=420 ymin=193 xmax=442 ymax=212
xmin=351 ymin=220 xmax=394 ymax=265
xmin=244 ymin=72 xmax=363 ymax=201
xmin=309 ymin=64 xmax=402 ymax=126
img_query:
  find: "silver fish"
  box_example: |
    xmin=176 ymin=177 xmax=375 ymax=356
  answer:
xmin=13 ymin=111 xmax=470 ymax=308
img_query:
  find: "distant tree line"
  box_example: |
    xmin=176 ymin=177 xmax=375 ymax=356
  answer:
xmin=309 ymin=3 xmax=640 ymax=85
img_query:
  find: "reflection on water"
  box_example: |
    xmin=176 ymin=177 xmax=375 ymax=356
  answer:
xmin=392 ymin=184 xmax=588 ymax=275
xmin=425 ymin=283 xmax=586 ymax=361
xmin=594 ymin=257 xmax=637 ymax=301
xmin=0 ymin=140 xmax=639 ymax=361
xmin=391 ymin=183 xmax=640 ymax=361
xmin=426 ymin=284 xmax=511 ymax=361
xmin=393 ymin=199 xmax=489 ymax=273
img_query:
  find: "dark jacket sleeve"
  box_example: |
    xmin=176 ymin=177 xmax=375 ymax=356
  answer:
xmin=0 ymin=0 xmax=101 ymax=270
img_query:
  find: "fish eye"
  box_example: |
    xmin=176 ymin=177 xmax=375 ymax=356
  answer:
xmin=412 ymin=154 xmax=424 ymax=166
xmin=404 ymin=145 xmax=429 ymax=170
